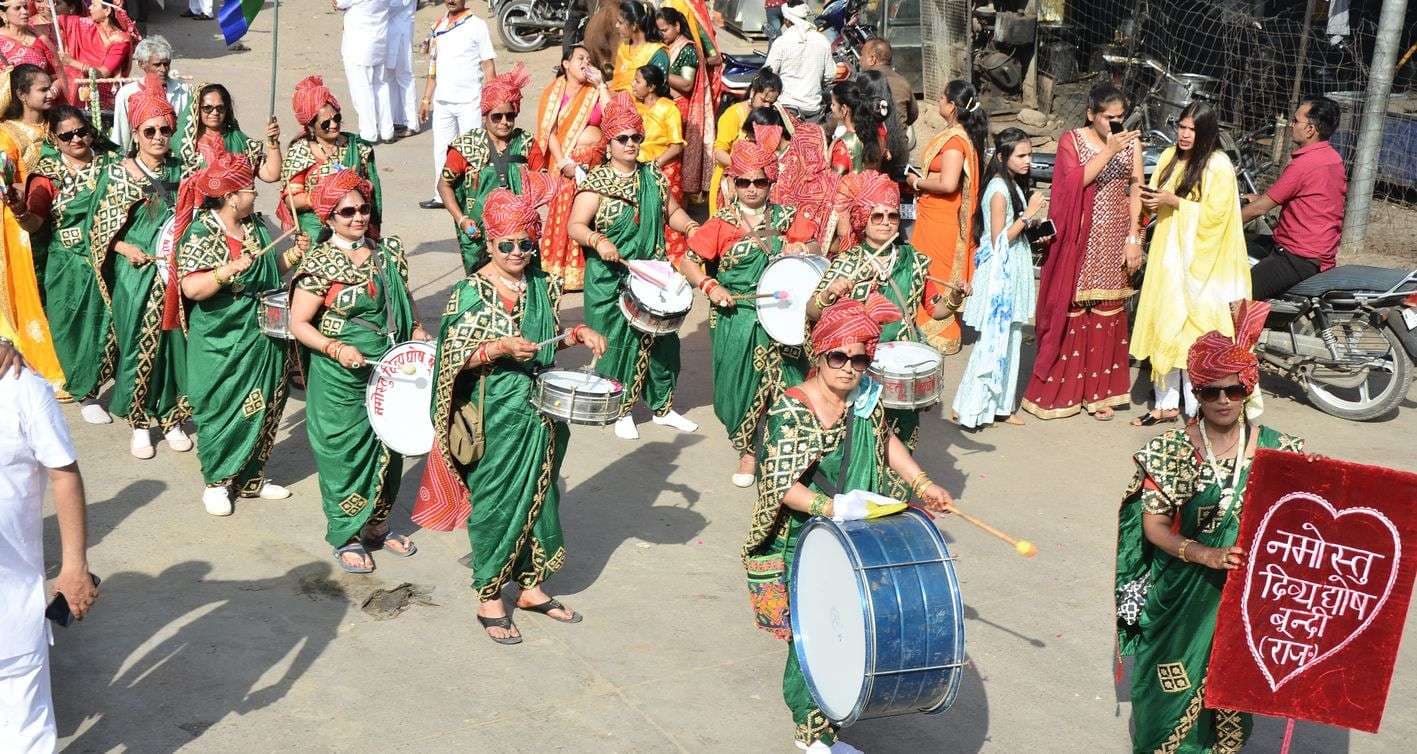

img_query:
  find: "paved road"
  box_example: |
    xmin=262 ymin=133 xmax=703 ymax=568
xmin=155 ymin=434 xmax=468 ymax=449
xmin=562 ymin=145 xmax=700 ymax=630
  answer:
xmin=43 ymin=6 xmax=1417 ymax=752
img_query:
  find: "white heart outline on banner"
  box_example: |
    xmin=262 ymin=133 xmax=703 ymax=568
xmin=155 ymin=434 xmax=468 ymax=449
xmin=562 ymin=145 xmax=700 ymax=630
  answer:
xmin=1239 ymin=491 xmax=1402 ymax=692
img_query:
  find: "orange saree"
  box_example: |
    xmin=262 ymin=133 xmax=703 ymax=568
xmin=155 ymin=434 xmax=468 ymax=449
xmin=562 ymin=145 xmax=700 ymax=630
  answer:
xmin=913 ymin=128 xmax=978 ymax=354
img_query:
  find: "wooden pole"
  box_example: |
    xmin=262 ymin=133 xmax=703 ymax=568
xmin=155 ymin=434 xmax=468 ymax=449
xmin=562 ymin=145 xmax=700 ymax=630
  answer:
xmin=1278 ymin=0 xmax=1319 ymax=166
xmin=268 ymin=0 xmax=281 ymax=119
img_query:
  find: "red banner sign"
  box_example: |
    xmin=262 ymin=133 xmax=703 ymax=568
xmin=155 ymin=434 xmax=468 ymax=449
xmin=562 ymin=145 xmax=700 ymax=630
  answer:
xmin=1206 ymin=450 xmax=1417 ymax=733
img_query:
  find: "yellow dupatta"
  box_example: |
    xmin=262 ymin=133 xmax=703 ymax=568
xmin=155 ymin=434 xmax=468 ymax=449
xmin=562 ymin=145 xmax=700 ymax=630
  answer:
xmin=918 ymin=124 xmax=977 ymax=280
xmin=611 ymin=42 xmax=666 ymax=92
xmin=534 ymin=76 xmax=600 ymax=164
xmin=0 ymin=123 xmax=63 ymax=386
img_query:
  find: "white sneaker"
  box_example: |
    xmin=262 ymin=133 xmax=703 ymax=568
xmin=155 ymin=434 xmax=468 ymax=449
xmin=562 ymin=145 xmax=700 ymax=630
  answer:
xmin=255 ymin=481 xmax=291 ymax=500
xmin=164 ymin=427 xmax=193 ymax=452
xmin=80 ymin=400 xmax=112 ymax=425
xmin=651 ymin=409 xmax=698 ymax=432
xmin=614 ymin=415 xmax=639 ymax=440
xmin=731 ymin=473 xmax=755 ymax=488
xmin=130 ymin=429 xmax=155 ymax=459
xmin=203 ymin=485 xmax=233 ymax=516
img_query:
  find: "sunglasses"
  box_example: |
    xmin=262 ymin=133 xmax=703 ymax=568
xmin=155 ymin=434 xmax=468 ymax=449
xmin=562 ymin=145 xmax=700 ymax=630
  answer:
xmin=1194 ymin=384 xmax=1251 ymax=402
xmin=141 ymin=125 xmax=174 ymax=139
xmin=823 ymin=350 xmax=872 ymax=372
xmin=200 ymin=104 xmax=228 ymax=115
xmin=734 ymin=177 xmax=773 ymax=189
xmin=333 ymin=203 xmax=372 ymax=219
xmin=487 ymin=111 xmax=517 ymax=124
xmin=55 ymin=126 xmax=92 ymax=143
xmin=613 ymin=133 xmax=646 ymax=145
xmin=495 ymin=238 xmax=538 ymax=255
xmin=319 ymin=113 xmax=343 ymax=131
xmin=869 ymin=211 xmax=901 ymax=225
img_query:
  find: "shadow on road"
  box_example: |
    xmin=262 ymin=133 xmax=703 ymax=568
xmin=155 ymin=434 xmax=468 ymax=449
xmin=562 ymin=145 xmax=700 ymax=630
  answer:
xmin=845 ymin=653 xmax=991 ymax=753
xmin=44 ymin=480 xmax=166 ymax=574
xmin=52 ymin=560 xmax=348 ymax=752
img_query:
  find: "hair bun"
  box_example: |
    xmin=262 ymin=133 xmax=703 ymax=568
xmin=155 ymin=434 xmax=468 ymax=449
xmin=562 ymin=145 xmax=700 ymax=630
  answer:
xmin=877 ymin=98 xmax=890 ymax=118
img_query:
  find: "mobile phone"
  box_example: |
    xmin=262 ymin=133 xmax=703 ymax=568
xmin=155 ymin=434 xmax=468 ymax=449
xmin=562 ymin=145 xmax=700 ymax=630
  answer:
xmin=903 ymin=164 xmax=923 ymax=178
xmin=1109 ymin=120 xmax=1125 ymax=135
xmin=1026 ymin=219 xmax=1057 ymax=242
xmin=46 ymin=573 xmax=100 ymax=627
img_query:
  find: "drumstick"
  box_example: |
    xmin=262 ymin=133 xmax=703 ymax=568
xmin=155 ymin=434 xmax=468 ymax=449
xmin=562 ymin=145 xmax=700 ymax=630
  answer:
xmin=251 ymin=228 xmax=299 ymax=258
xmin=820 ymin=209 xmax=840 ymax=252
xmin=869 ymin=233 xmax=899 ymax=253
xmin=733 ymin=290 xmax=789 ymax=301
xmin=532 ymin=332 xmax=573 ymax=349
xmin=926 ymin=275 xmax=968 ymax=294
xmin=942 ymin=502 xmax=1038 ymax=558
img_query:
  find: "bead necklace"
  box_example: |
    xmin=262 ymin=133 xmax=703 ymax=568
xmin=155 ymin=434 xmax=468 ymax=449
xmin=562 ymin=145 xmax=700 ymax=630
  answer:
xmin=1200 ymin=417 xmax=1248 ymax=515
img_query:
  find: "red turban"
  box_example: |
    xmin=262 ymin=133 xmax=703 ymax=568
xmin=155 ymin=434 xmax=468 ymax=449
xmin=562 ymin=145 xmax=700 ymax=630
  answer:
xmin=482 ymin=170 xmax=557 ymax=240
xmin=163 ymin=152 xmax=256 ymax=330
xmin=480 ymin=62 xmax=531 ymax=116
xmin=728 ymin=124 xmax=781 ymax=180
xmin=310 ymin=169 xmax=373 ymax=224
xmin=292 ymin=75 xmax=339 ymax=129
xmin=811 ymin=292 xmax=901 ymax=359
xmin=835 ymin=170 xmax=900 ymax=235
xmin=600 ymin=92 xmax=644 ymax=142
xmin=1188 ymin=300 xmax=1271 ymax=391
xmin=126 ymin=71 xmax=176 ymax=130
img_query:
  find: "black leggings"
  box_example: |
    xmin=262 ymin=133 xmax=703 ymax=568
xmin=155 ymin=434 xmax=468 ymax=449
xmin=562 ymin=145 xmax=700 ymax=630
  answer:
xmin=1248 ymin=237 xmax=1321 ymax=301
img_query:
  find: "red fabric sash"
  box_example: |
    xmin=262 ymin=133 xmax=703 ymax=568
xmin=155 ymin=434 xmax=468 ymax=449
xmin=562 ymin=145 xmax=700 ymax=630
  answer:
xmin=1031 ymin=129 xmax=1097 ymax=383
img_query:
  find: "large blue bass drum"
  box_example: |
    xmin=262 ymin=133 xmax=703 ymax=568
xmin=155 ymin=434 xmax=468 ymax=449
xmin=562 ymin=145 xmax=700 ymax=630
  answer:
xmin=789 ymin=508 xmax=966 ymax=726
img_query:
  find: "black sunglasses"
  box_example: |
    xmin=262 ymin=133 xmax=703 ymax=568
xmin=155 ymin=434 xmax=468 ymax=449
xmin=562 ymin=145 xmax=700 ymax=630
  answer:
xmin=55 ymin=126 xmax=92 ymax=143
xmin=869 ymin=211 xmax=901 ymax=225
xmin=495 ymin=238 xmax=538 ymax=255
xmin=613 ymin=133 xmax=645 ymax=145
xmin=319 ymin=113 xmax=343 ymax=131
xmin=200 ymin=104 xmax=228 ymax=115
xmin=334 ymin=203 xmax=372 ymax=219
xmin=1194 ymin=384 xmax=1252 ymax=402
xmin=487 ymin=111 xmax=517 ymax=124
xmin=141 ymin=125 xmax=174 ymax=139
xmin=823 ymin=350 xmax=872 ymax=371
xmin=734 ymin=177 xmax=773 ymax=189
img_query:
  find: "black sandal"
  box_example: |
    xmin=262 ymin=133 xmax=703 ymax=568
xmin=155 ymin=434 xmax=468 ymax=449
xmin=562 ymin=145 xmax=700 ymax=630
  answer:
xmin=1130 ymin=411 xmax=1177 ymax=427
xmin=477 ymin=614 xmax=522 ymax=645
xmin=519 ymin=598 xmax=583 ymax=624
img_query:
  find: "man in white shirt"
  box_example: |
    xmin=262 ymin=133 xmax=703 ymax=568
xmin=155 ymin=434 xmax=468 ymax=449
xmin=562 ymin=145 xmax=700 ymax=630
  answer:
xmin=386 ymin=0 xmax=420 ymax=138
xmin=334 ymin=0 xmax=395 ymax=144
xmin=0 ymin=367 xmax=97 ymax=751
xmin=111 ymin=36 xmax=191 ymax=152
xmin=764 ymin=0 xmax=834 ymax=122
xmin=417 ymin=0 xmax=496 ymax=209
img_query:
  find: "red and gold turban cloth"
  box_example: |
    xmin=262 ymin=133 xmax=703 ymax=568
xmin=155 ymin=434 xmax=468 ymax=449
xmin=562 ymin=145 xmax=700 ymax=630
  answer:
xmin=481 ymin=62 xmax=532 ymax=116
xmin=292 ymin=75 xmax=340 ymax=132
xmin=811 ymin=292 xmax=901 ymax=359
xmin=600 ymin=92 xmax=644 ymax=143
xmin=1188 ymin=300 xmax=1271 ymax=392
xmin=126 ymin=70 xmax=176 ymax=130
xmin=727 ymin=124 xmax=781 ymax=180
xmin=310 ymin=168 xmax=373 ymax=224
xmin=834 ymin=169 xmax=900 ymax=235
xmin=482 ymin=170 xmax=556 ymax=240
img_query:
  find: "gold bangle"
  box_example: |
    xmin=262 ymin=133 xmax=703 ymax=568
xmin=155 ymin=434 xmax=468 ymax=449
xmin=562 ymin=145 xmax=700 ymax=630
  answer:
xmin=910 ymin=472 xmax=933 ymax=497
xmin=1178 ymin=538 xmax=1195 ymax=564
xmin=809 ymin=493 xmax=830 ymax=517
xmin=212 ymin=267 xmax=228 ymax=285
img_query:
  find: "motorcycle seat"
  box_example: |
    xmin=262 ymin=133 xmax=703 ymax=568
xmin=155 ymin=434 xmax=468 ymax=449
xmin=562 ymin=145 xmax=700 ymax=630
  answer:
xmin=1285 ymin=265 xmax=1417 ymax=298
xmin=723 ymin=52 xmax=768 ymax=68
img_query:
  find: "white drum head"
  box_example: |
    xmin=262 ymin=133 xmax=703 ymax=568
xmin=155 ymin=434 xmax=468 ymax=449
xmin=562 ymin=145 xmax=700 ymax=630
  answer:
xmin=793 ymin=525 xmax=868 ymax=721
xmin=366 ymin=341 xmax=437 ymax=456
xmin=541 ymin=370 xmax=620 ymax=394
xmin=628 ymin=269 xmax=693 ymax=315
xmin=758 ymin=255 xmax=829 ymax=346
xmin=872 ymin=341 xmax=942 ymax=373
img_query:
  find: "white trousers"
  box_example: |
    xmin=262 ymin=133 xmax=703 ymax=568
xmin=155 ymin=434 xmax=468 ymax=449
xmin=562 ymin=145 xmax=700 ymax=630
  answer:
xmin=1155 ymin=369 xmax=1198 ymax=416
xmin=0 ymin=649 xmax=55 ymax=754
xmin=386 ymin=36 xmax=419 ymax=130
xmin=188 ymin=0 xmax=214 ymax=15
xmin=343 ymin=61 xmax=394 ymax=143
xmin=431 ymin=100 xmax=481 ymax=200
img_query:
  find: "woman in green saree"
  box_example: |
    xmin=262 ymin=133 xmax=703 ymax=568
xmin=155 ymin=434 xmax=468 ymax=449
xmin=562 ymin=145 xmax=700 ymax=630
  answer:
xmin=437 ymin=64 xmax=537 ymax=275
xmin=677 ymin=129 xmax=819 ymax=487
xmin=749 ymin=293 xmax=953 ymax=750
xmin=566 ymin=92 xmax=700 ymax=441
xmin=86 ymin=79 xmax=192 ymax=459
xmin=175 ymin=152 xmax=305 ymax=516
xmin=173 ymin=82 xmax=283 ymax=181
xmin=1115 ymin=301 xmax=1304 ymax=753
xmin=807 ymin=171 xmax=963 ymax=496
xmin=18 ymin=105 xmax=117 ymax=425
xmin=280 ymin=76 xmax=381 ymax=240
xmin=289 ymin=169 xmax=427 ymax=573
xmin=420 ymin=173 xmax=608 ymax=644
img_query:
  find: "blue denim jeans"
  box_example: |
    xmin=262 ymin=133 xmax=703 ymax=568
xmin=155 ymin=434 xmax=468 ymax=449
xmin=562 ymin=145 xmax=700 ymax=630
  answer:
xmin=764 ymin=6 xmax=785 ymax=42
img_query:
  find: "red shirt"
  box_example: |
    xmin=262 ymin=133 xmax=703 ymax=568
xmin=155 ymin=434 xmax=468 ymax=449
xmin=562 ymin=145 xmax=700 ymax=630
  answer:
xmin=1266 ymin=141 xmax=1347 ymax=270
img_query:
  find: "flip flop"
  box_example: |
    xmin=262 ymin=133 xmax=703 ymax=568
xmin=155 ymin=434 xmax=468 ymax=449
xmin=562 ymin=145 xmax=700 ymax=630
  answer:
xmin=477 ymin=614 xmax=522 ymax=645
xmin=519 ymin=598 xmax=583 ymax=624
xmin=333 ymin=542 xmax=373 ymax=574
xmin=364 ymin=532 xmax=417 ymax=558
xmin=1129 ymin=411 xmax=1175 ymax=427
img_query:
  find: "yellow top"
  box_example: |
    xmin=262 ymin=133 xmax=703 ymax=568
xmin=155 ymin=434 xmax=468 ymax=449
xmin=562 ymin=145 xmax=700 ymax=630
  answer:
xmin=1129 ymin=148 xmax=1252 ymax=383
xmin=636 ymin=97 xmax=683 ymax=163
xmin=610 ymin=42 xmax=667 ymax=93
xmin=707 ymin=101 xmax=750 ymax=212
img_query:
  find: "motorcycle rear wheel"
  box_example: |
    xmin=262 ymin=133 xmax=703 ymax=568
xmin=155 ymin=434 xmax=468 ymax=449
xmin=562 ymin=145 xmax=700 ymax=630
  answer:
xmin=497 ymin=2 xmax=551 ymax=54
xmin=1301 ymin=320 xmax=1412 ymax=421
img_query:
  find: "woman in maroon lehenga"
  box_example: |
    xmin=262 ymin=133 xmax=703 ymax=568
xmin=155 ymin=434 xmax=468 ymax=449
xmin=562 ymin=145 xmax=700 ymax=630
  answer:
xmin=1022 ymin=84 xmax=1143 ymax=421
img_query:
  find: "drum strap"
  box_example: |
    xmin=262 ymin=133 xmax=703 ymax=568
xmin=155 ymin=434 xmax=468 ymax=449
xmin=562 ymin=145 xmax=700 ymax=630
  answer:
xmin=808 ymin=410 xmax=855 ymax=498
xmin=345 ymin=247 xmax=397 ymax=344
xmin=487 ymin=144 xmax=527 ymax=189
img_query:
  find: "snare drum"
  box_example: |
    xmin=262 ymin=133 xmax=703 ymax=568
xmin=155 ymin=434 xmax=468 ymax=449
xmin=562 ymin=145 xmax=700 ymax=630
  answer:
xmin=619 ymin=269 xmax=694 ymax=335
xmin=531 ymin=369 xmax=624 ymax=425
xmin=791 ymin=509 xmax=965 ymax=726
xmin=365 ymin=341 xmax=437 ymax=456
xmin=258 ymin=290 xmax=293 ymax=340
xmin=869 ymin=341 xmax=944 ymax=409
xmin=757 ymin=254 xmax=829 ymax=346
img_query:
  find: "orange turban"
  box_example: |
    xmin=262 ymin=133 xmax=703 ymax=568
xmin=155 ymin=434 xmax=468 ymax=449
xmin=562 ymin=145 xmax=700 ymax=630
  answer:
xmin=600 ymin=92 xmax=644 ymax=142
xmin=310 ymin=169 xmax=373 ymax=224
xmin=480 ymin=63 xmax=532 ymax=116
xmin=292 ymin=75 xmax=339 ymax=129
xmin=728 ymin=124 xmax=781 ymax=180
xmin=811 ymin=292 xmax=901 ymax=359
xmin=1188 ymin=300 xmax=1270 ymax=391
xmin=835 ymin=170 xmax=900 ymax=234
xmin=482 ymin=170 xmax=556 ymax=240
xmin=126 ymin=71 xmax=176 ymax=130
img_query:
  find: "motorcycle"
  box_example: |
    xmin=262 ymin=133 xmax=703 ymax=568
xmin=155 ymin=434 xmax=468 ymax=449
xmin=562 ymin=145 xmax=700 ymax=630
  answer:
xmin=718 ymin=0 xmax=872 ymax=111
xmin=1256 ymin=265 xmax=1417 ymax=421
xmin=495 ymin=0 xmax=572 ymax=54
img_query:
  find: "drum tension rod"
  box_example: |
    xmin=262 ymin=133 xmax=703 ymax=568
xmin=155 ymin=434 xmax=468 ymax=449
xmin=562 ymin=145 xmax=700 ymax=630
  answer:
xmin=869 ymin=662 xmax=968 ymax=675
xmin=858 ymin=557 xmax=957 ymax=569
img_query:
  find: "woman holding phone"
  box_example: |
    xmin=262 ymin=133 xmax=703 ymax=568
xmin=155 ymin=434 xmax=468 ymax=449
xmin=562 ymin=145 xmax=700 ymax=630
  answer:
xmin=1022 ymin=84 xmax=1143 ymax=422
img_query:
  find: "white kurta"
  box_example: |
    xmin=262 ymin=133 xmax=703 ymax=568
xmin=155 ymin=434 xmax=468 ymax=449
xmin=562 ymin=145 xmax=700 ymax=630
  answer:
xmin=385 ymin=0 xmax=419 ymax=130
xmin=337 ymin=0 xmax=393 ymax=141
